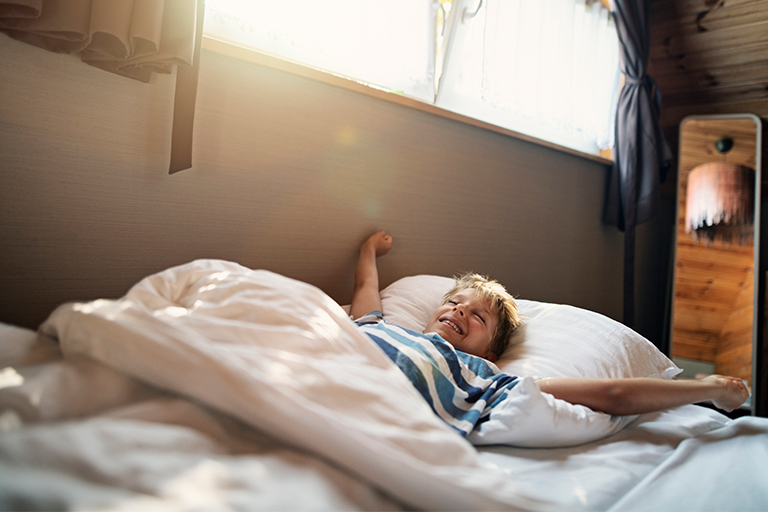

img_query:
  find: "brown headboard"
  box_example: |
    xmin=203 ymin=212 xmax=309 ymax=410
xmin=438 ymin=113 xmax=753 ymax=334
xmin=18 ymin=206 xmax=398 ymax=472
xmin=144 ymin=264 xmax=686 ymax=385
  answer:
xmin=0 ymin=35 xmax=622 ymax=329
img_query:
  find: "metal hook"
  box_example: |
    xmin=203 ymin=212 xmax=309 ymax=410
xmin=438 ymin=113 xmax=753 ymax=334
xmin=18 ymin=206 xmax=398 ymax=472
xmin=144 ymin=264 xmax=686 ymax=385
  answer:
xmin=462 ymin=0 xmax=483 ymax=21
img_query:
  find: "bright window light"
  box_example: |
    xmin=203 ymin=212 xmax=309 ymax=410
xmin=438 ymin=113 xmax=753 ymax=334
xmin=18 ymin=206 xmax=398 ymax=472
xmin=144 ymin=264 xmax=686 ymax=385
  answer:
xmin=204 ymin=0 xmax=438 ymax=103
xmin=437 ymin=0 xmax=620 ymax=154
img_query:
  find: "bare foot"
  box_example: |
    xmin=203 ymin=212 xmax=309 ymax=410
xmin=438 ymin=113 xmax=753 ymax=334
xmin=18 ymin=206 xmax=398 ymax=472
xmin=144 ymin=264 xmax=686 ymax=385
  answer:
xmin=363 ymin=230 xmax=392 ymax=257
xmin=705 ymin=375 xmax=750 ymax=412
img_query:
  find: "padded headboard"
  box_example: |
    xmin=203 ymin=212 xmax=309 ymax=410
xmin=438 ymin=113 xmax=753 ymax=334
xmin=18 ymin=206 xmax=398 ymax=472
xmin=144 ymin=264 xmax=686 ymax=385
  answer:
xmin=0 ymin=35 xmax=623 ymax=329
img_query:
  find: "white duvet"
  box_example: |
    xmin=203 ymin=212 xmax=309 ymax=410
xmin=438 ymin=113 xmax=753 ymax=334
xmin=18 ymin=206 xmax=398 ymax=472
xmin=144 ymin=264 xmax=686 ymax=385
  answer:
xmin=1 ymin=259 xmax=767 ymax=511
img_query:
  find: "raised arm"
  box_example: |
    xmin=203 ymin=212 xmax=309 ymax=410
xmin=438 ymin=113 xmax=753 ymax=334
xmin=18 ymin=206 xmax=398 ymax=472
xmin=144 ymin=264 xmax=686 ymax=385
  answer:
xmin=537 ymin=374 xmax=749 ymax=415
xmin=349 ymin=230 xmax=392 ymax=320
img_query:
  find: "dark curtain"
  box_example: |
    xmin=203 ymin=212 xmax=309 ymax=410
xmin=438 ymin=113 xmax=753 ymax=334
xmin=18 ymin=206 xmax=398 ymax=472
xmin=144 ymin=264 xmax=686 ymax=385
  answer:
xmin=170 ymin=0 xmax=205 ymax=174
xmin=605 ymin=0 xmax=672 ymax=332
xmin=0 ymin=0 xmax=204 ymax=174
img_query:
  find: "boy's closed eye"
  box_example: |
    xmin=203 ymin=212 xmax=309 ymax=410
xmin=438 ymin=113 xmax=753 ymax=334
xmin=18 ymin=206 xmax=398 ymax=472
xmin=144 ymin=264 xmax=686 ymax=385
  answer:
xmin=448 ymin=299 xmax=487 ymax=324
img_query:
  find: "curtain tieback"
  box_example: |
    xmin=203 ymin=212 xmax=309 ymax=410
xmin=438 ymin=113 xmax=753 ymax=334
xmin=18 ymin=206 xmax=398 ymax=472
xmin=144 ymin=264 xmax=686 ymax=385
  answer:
xmin=623 ymin=74 xmax=661 ymax=111
xmin=623 ymin=73 xmax=654 ymax=88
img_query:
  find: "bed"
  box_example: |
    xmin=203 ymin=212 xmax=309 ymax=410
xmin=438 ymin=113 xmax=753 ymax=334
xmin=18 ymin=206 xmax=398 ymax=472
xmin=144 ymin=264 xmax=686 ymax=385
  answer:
xmin=1 ymin=259 xmax=767 ymax=511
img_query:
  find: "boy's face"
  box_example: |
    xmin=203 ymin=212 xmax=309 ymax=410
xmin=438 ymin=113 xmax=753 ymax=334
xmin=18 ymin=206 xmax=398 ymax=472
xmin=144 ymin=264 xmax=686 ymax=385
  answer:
xmin=423 ymin=289 xmax=499 ymax=362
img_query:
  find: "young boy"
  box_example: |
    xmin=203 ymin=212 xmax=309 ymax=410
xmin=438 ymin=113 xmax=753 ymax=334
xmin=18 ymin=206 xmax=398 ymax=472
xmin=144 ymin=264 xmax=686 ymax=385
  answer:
xmin=351 ymin=230 xmax=749 ymax=436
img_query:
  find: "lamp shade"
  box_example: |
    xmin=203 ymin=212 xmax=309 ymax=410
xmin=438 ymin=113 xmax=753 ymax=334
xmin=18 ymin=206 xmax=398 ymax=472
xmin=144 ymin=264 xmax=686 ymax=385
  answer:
xmin=685 ymin=162 xmax=755 ymax=245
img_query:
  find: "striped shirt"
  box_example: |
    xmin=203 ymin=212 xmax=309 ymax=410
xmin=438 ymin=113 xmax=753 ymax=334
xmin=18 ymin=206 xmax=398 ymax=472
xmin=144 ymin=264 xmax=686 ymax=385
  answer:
xmin=355 ymin=311 xmax=519 ymax=437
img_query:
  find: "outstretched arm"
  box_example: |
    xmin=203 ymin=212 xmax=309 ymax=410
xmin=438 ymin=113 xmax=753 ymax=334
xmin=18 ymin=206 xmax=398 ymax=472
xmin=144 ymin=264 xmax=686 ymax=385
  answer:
xmin=349 ymin=230 xmax=392 ymax=320
xmin=537 ymin=374 xmax=749 ymax=415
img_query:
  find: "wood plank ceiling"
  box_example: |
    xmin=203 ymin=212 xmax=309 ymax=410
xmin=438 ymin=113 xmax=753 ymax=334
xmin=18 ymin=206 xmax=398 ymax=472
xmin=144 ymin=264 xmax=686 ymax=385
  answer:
xmin=649 ymin=0 xmax=768 ymax=156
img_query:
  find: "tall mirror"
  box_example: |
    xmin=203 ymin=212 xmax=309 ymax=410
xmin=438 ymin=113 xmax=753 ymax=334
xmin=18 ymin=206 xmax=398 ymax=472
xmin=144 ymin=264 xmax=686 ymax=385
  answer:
xmin=670 ymin=114 xmax=762 ymax=416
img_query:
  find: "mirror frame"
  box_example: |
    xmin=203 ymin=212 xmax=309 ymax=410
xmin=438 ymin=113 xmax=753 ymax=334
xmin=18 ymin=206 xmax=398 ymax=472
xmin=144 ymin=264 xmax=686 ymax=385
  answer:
xmin=669 ymin=113 xmax=763 ymax=417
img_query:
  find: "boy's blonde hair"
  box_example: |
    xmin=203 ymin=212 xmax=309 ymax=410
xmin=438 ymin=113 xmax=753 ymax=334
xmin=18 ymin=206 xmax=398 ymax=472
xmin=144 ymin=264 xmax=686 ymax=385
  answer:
xmin=443 ymin=273 xmax=521 ymax=359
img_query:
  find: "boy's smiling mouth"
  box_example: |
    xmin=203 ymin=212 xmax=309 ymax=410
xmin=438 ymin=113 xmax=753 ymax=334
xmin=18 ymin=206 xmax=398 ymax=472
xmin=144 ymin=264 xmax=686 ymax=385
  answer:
xmin=440 ymin=317 xmax=463 ymax=335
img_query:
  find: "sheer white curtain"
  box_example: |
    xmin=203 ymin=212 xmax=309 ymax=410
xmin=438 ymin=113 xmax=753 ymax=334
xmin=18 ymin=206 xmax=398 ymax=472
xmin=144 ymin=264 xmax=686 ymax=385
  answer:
xmin=204 ymin=0 xmax=438 ymax=103
xmin=437 ymin=0 xmax=620 ymax=154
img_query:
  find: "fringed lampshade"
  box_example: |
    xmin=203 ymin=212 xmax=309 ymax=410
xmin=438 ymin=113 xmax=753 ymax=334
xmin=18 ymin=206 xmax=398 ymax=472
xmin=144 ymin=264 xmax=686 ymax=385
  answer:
xmin=685 ymin=162 xmax=755 ymax=245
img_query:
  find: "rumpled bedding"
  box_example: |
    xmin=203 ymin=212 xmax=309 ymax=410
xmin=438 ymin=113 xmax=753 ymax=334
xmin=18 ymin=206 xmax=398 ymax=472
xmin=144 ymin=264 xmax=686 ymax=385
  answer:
xmin=1 ymin=259 xmax=570 ymax=510
xmin=1 ymin=259 xmax=768 ymax=511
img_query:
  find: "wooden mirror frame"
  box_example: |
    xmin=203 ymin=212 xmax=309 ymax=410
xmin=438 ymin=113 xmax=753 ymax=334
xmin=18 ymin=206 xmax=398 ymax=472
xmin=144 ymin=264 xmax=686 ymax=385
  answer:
xmin=669 ymin=113 xmax=763 ymax=417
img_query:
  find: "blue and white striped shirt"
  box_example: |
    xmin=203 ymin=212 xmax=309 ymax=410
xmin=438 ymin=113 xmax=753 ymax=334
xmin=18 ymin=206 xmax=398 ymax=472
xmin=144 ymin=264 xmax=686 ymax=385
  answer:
xmin=355 ymin=311 xmax=519 ymax=437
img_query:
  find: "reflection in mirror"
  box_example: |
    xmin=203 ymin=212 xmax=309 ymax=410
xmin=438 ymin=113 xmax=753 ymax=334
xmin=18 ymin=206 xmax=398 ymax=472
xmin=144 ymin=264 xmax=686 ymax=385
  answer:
xmin=671 ymin=114 xmax=761 ymax=415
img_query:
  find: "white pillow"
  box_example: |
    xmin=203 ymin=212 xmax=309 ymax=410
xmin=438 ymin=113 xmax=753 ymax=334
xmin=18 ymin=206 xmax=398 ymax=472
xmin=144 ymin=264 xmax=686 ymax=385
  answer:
xmin=380 ymin=275 xmax=681 ymax=381
xmin=379 ymin=274 xmax=454 ymax=332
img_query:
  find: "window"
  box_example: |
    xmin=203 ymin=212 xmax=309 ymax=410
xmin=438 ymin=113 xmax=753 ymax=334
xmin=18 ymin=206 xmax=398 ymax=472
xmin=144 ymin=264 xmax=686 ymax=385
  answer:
xmin=437 ymin=0 xmax=619 ymax=154
xmin=203 ymin=0 xmax=619 ymax=156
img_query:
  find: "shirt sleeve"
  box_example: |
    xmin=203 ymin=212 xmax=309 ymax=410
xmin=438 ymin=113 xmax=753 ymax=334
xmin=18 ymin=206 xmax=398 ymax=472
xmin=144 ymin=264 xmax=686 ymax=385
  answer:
xmin=353 ymin=310 xmax=384 ymax=325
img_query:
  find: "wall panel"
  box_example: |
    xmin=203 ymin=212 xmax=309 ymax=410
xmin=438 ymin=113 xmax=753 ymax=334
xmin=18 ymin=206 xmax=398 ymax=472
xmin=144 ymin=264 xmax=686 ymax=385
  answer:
xmin=0 ymin=35 xmax=623 ymax=330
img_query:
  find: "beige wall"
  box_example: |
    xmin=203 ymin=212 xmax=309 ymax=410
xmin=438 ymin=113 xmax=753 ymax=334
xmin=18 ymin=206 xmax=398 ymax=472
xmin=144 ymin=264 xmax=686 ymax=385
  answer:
xmin=0 ymin=34 xmax=625 ymax=330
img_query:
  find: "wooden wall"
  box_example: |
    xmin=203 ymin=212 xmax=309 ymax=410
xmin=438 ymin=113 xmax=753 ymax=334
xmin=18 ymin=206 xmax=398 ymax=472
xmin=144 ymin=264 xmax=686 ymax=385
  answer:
xmin=716 ymin=267 xmax=754 ymax=383
xmin=672 ymin=240 xmax=754 ymax=361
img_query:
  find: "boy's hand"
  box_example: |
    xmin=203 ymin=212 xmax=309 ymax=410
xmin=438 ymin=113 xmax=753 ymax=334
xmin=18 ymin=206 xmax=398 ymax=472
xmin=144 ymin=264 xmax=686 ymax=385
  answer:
xmin=705 ymin=375 xmax=750 ymax=412
xmin=363 ymin=230 xmax=392 ymax=257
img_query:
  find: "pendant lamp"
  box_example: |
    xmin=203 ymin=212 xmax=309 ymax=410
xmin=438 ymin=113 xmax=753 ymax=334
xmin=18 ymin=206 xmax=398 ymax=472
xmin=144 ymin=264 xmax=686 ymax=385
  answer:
xmin=685 ymin=138 xmax=755 ymax=246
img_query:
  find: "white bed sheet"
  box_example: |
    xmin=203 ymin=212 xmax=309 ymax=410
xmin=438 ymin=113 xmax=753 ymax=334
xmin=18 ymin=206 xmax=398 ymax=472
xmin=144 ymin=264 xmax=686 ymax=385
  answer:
xmin=476 ymin=406 xmax=743 ymax=511
xmin=1 ymin=259 xmax=767 ymax=511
